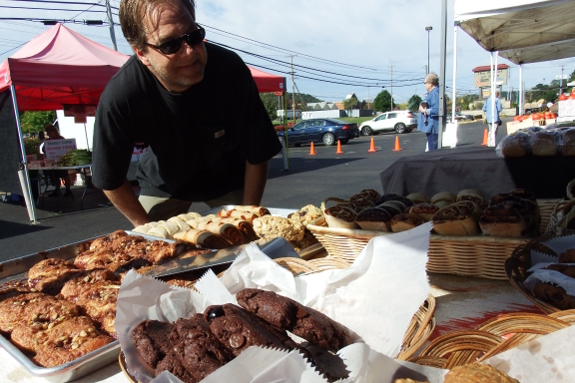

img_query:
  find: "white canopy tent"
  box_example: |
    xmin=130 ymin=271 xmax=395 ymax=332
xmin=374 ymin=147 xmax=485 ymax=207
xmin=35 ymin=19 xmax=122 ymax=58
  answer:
xmin=448 ymin=0 xmax=575 ymax=146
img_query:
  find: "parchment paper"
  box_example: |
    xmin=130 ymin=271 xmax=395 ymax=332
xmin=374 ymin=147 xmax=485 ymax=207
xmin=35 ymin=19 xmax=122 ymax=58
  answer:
xmin=115 ymin=222 xmax=436 ymax=383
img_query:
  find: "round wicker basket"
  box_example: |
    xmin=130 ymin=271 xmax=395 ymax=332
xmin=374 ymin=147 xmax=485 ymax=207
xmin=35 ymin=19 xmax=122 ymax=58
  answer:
xmin=408 ymin=310 xmax=575 ymax=369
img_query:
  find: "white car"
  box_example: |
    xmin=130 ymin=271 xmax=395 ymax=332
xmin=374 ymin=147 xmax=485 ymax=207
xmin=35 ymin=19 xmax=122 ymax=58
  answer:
xmin=359 ymin=110 xmax=418 ymax=135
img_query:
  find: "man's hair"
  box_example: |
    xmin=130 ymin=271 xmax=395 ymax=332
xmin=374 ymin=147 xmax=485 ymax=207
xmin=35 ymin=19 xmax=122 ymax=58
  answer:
xmin=44 ymin=124 xmax=58 ymax=134
xmin=425 ymin=72 xmax=439 ymax=86
xmin=119 ymin=0 xmax=196 ymax=51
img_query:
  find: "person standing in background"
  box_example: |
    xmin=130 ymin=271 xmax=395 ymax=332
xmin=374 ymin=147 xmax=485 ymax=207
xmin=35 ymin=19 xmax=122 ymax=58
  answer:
xmin=41 ymin=124 xmax=73 ymax=197
xmin=482 ymin=91 xmax=502 ymax=147
xmin=418 ymin=72 xmax=440 ymax=151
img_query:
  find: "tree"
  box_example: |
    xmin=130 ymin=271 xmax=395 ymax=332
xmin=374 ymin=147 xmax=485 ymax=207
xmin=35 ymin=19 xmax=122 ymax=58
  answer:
xmin=373 ymin=90 xmax=394 ymax=112
xmin=20 ymin=111 xmax=56 ymax=135
xmin=407 ymin=94 xmax=422 ymax=111
xmin=343 ymin=96 xmax=358 ymax=113
xmin=259 ymin=93 xmax=279 ymax=121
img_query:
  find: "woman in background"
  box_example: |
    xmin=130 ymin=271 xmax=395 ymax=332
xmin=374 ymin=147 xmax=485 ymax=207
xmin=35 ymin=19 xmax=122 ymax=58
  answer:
xmin=418 ymin=72 xmax=440 ymax=151
xmin=41 ymin=124 xmax=73 ymax=197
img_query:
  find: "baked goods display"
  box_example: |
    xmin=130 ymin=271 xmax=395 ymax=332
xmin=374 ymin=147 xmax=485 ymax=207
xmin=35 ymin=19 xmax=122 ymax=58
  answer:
xmin=0 ymin=230 xmax=206 ymax=368
xmin=318 ymin=188 xmax=540 ymax=238
xmin=131 ymin=288 xmax=353 ymax=383
xmin=134 ymin=204 xmax=320 ymax=252
xmin=497 ymin=126 xmax=575 ymax=157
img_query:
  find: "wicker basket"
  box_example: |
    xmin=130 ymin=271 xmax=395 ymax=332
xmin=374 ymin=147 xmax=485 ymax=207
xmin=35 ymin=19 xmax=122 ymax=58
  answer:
xmin=308 ymin=199 xmax=559 ymax=280
xmin=504 ymin=236 xmax=562 ymax=314
xmin=544 ymin=199 xmax=575 ymax=236
xmin=407 ymin=311 xmax=574 ymax=369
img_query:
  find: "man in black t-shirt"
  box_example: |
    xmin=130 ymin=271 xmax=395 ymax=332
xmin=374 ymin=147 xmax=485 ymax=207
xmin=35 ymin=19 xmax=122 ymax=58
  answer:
xmin=92 ymin=0 xmax=281 ymax=226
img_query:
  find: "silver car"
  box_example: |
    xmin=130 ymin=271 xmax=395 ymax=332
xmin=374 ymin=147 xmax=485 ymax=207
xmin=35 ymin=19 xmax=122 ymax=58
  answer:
xmin=359 ymin=110 xmax=418 ymax=136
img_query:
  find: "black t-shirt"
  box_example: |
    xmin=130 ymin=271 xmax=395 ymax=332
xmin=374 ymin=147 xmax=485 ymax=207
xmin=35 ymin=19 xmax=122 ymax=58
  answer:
xmin=92 ymin=43 xmax=281 ymax=201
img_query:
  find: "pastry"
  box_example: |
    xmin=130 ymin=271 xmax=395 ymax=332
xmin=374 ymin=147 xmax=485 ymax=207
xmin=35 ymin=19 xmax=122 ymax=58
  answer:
xmin=32 ymin=317 xmax=113 ymax=367
xmin=430 ymin=191 xmax=457 ymax=208
xmin=374 ymin=194 xmax=414 ymax=208
xmin=0 ymin=279 xmax=34 ymax=302
xmin=500 ymin=132 xmax=530 ymax=157
xmin=530 ymin=131 xmax=557 ymax=156
xmin=236 ymin=288 xmax=354 ymax=352
xmin=28 ymin=258 xmax=82 ymax=295
xmin=355 ymin=207 xmax=392 ymax=231
xmin=132 ymin=320 xmax=176 ymax=369
xmin=405 ymin=192 xmax=430 ymax=204
xmin=350 ymin=188 xmax=381 ymax=202
xmin=390 ymin=213 xmax=424 ymax=233
xmin=288 ymin=204 xmax=324 ymax=227
xmin=205 ymin=303 xmax=299 ymax=356
xmin=432 ymin=201 xmax=479 ymax=236
xmin=444 ymin=363 xmax=519 ymax=383
xmin=409 ymin=203 xmax=439 ymax=222
xmin=456 ymin=189 xmax=486 ymax=207
xmin=173 ymin=228 xmax=231 ymax=249
xmin=323 ymin=204 xmax=358 ymax=229
xmin=252 ymin=215 xmax=305 ymax=244
xmin=559 ymin=249 xmax=575 ymax=263
xmin=0 ymin=292 xmax=78 ymax=334
xmin=479 ymin=202 xmax=528 ymax=237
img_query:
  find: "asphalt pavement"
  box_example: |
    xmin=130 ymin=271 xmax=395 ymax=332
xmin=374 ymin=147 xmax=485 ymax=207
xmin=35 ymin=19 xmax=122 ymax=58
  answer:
xmin=0 ymin=118 xmax=510 ymax=261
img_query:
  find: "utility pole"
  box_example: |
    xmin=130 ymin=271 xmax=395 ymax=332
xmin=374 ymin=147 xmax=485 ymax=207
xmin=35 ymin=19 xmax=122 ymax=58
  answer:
xmin=390 ymin=65 xmax=393 ymax=111
xmin=290 ymin=56 xmax=296 ymax=124
xmin=105 ymin=0 xmax=117 ymax=50
xmin=560 ymin=65 xmax=565 ymax=96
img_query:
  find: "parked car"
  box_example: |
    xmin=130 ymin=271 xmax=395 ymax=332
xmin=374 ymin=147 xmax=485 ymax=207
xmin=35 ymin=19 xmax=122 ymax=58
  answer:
xmin=276 ymin=118 xmax=359 ymax=147
xmin=447 ymin=112 xmax=474 ymax=123
xmin=358 ymin=110 xmax=417 ymax=136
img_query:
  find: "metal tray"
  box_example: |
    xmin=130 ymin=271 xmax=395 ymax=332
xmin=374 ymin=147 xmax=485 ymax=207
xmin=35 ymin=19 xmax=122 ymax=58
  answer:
xmin=0 ymin=231 xmax=167 ymax=383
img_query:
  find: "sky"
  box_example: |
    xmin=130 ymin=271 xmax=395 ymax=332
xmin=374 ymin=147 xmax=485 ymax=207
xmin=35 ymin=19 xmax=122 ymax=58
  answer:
xmin=1 ymin=0 xmax=575 ymax=105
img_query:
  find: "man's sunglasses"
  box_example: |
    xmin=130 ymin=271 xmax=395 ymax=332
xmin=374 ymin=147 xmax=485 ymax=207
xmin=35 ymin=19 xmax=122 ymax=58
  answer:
xmin=145 ymin=26 xmax=206 ymax=55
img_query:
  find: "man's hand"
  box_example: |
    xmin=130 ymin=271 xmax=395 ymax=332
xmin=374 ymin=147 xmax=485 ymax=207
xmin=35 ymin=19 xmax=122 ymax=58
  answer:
xmin=103 ymin=180 xmax=150 ymax=227
xmin=243 ymin=160 xmax=269 ymax=206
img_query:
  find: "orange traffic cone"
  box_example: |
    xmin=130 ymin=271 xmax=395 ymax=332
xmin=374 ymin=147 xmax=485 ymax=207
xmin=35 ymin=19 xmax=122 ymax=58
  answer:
xmin=309 ymin=142 xmax=316 ymax=156
xmin=481 ymin=129 xmax=488 ymax=146
xmin=392 ymin=136 xmax=402 ymax=152
xmin=368 ymin=137 xmax=377 ymax=153
xmin=336 ymin=140 xmax=343 ymax=154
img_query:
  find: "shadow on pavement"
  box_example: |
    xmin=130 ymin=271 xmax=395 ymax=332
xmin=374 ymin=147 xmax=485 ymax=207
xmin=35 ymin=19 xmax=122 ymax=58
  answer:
xmin=268 ymin=157 xmax=363 ymax=178
xmin=0 ymin=219 xmax=50 ymax=239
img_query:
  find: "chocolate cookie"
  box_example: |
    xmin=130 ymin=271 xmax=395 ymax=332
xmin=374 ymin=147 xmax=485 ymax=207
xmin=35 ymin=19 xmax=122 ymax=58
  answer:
xmin=132 ymin=320 xmax=175 ymax=368
xmin=236 ymin=288 xmax=353 ymax=352
xmin=160 ymin=315 xmax=233 ymax=383
xmin=204 ymin=303 xmax=298 ymax=356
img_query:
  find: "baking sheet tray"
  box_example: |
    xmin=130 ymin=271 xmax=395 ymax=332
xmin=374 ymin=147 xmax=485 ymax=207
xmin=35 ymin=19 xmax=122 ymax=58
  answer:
xmin=0 ymin=231 xmax=168 ymax=383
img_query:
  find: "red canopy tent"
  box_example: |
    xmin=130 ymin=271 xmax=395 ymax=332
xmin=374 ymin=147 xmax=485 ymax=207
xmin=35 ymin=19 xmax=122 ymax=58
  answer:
xmin=248 ymin=66 xmax=285 ymax=93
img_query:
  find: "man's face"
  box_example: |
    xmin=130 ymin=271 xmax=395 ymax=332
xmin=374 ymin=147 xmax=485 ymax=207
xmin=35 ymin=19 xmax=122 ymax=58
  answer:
xmin=134 ymin=1 xmax=208 ymax=93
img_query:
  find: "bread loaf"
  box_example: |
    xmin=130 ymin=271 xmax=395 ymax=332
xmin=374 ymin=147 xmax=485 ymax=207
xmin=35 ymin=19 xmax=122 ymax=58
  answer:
xmin=530 ymin=131 xmax=557 ymax=156
xmin=501 ymin=133 xmax=530 ymax=157
xmin=562 ymin=128 xmax=575 ymax=156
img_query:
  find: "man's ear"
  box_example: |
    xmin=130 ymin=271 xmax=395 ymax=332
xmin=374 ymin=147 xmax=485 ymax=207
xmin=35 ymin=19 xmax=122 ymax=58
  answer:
xmin=133 ymin=46 xmax=151 ymax=67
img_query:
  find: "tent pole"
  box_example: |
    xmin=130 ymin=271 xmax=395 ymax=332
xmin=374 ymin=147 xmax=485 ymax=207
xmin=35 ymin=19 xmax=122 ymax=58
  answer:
xmin=438 ymin=0 xmax=447 ymax=148
xmin=84 ymin=123 xmax=90 ymax=151
xmin=451 ymin=22 xmax=458 ymax=123
xmin=282 ymin=77 xmax=289 ymax=171
xmin=519 ymin=64 xmax=523 ymax=116
xmin=10 ymin=84 xmax=38 ymax=223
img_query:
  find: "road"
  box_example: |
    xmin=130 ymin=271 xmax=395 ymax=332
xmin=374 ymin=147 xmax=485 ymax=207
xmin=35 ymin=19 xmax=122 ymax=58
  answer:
xmin=0 ymin=118 xmax=510 ymax=261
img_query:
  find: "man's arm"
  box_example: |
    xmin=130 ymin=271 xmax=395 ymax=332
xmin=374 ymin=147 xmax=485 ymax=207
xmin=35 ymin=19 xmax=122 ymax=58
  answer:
xmin=103 ymin=179 xmax=150 ymax=227
xmin=242 ymin=160 xmax=269 ymax=205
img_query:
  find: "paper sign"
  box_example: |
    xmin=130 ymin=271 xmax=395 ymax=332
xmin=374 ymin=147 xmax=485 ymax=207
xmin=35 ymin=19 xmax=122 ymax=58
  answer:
xmin=44 ymin=139 xmax=76 ymax=160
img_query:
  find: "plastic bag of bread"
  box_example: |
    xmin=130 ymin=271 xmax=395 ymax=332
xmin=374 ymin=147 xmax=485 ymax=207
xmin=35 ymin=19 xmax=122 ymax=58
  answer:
xmin=530 ymin=130 xmax=559 ymax=156
xmin=496 ymin=131 xmax=531 ymax=158
xmin=561 ymin=128 xmax=575 ymax=156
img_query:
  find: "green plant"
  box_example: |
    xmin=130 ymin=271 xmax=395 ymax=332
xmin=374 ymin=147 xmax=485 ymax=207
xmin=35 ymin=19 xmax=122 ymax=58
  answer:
xmin=23 ymin=137 xmax=41 ymax=154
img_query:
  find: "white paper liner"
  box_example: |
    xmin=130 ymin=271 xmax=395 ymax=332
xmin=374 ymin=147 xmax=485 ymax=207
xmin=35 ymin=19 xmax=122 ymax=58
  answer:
xmin=115 ymin=222 xmax=434 ymax=383
xmin=523 ymin=267 xmax=575 ymax=295
xmin=485 ymin=325 xmax=575 ymax=382
xmin=541 ymin=234 xmax=575 ymax=258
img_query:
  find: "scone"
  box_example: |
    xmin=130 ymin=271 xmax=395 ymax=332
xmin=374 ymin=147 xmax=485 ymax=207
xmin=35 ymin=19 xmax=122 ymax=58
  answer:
xmin=252 ymin=215 xmax=305 ymax=244
xmin=444 ymin=363 xmax=519 ymax=383
xmin=236 ymin=288 xmax=353 ymax=352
